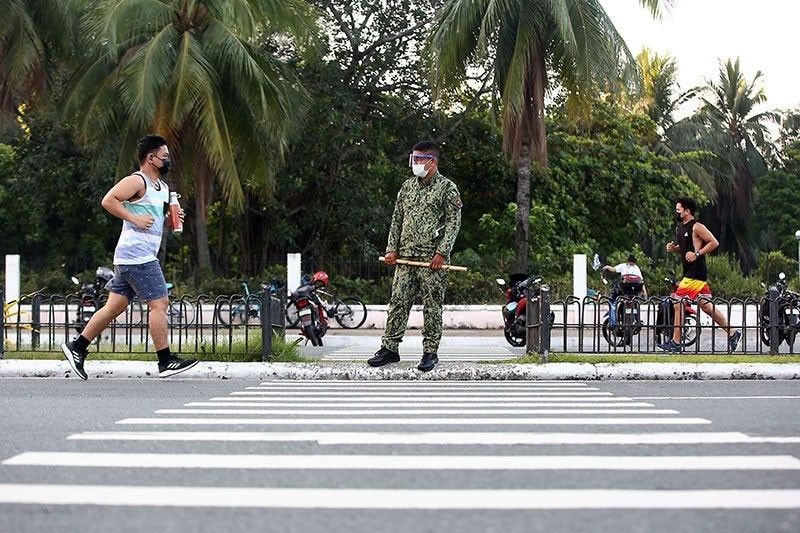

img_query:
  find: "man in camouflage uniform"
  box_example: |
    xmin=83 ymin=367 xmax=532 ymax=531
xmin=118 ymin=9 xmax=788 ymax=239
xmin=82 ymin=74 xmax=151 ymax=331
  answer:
xmin=368 ymin=140 xmax=462 ymax=372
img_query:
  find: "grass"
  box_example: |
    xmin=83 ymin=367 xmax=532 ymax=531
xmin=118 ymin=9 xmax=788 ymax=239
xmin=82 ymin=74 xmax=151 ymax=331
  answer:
xmin=505 ymin=353 xmax=800 ymax=364
xmin=3 ymin=331 xmax=311 ymax=363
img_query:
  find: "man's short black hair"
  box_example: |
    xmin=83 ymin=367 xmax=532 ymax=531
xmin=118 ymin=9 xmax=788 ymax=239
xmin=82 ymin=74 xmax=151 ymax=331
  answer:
xmin=412 ymin=140 xmax=440 ymax=158
xmin=137 ymin=134 xmax=168 ymax=163
xmin=627 ymin=254 xmax=637 ymax=263
xmin=676 ymin=196 xmax=697 ymax=215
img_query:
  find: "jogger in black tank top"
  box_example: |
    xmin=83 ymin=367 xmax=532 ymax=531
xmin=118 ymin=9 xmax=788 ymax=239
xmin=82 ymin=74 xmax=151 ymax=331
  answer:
xmin=658 ymin=197 xmax=741 ymax=353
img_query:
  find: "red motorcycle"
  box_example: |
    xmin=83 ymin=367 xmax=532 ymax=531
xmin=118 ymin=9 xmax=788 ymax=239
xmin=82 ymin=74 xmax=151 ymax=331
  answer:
xmin=288 ymin=271 xmax=330 ymax=346
xmin=497 ymin=274 xmax=541 ymax=347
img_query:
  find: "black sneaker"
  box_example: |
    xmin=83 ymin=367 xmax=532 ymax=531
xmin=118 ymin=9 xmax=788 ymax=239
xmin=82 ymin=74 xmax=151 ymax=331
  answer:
xmin=367 ymin=347 xmax=400 ymax=367
xmin=158 ymin=356 xmax=199 ymax=378
xmin=417 ymin=352 xmax=439 ymax=372
xmin=656 ymin=339 xmax=681 ymax=353
xmin=728 ymin=330 xmax=742 ymax=352
xmin=61 ymin=341 xmax=88 ymax=380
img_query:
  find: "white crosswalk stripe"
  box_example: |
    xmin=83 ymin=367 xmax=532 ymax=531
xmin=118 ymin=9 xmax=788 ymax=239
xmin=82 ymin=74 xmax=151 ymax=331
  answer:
xmin=116 ymin=417 xmax=712 ymax=426
xmin=7 ymin=452 xmax=799 ymax=470
xmin=2 ymin=380 xmax=799 ymax=513
xmin=65 ymin=431 xmax=800 ymax=445
xmin=1 ymin=485 xmax=798 ymax=509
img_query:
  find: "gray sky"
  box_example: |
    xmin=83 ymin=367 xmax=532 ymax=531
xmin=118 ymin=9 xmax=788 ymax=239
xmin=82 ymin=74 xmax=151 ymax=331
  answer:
xmin=600 ymin=0 xmax=799 ymax=115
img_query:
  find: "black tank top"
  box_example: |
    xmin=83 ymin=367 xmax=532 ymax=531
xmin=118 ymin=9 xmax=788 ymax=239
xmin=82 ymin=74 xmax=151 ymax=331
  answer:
xmin=676 ymin=219 xmax=708 ymax=281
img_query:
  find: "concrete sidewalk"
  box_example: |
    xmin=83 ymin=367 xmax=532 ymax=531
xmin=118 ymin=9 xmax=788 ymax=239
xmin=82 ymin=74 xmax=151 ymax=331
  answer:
xmin=290 ymin=330 xmax=523 ymax=362
xmin=1 ymin=359 xmax=799 ymax=380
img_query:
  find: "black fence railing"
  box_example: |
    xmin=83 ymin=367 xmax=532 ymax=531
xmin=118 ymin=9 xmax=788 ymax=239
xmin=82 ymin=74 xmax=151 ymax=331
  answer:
xmin=1 ymin=290 xmax=286 ymax=361
xmin=526 ymin=288 xmax=800 ymax=356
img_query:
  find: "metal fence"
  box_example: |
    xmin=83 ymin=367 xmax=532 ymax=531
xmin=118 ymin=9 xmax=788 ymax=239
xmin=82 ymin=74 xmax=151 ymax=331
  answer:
xmin=1 ymin=289 xmax=286 ymax=361
xmin=525 ymin=286 xmax=800 ymax=359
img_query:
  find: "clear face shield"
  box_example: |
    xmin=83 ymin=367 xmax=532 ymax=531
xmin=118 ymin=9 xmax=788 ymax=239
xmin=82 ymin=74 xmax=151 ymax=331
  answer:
xmin=409 ymin=152 xmax=437 ymax=178
xmin=408 ymin=152 xmax=437 ymax=167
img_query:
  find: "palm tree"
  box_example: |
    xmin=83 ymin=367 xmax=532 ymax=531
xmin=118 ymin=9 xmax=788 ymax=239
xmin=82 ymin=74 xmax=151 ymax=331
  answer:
xmin=635 ymin=48 xmax=698 ymax=132
xmin=65 ymin=0 xmax=317 ymax=273
xmin=671 ymin=59 xmax=776 ymax=271
xmin=428 ymin=0 xmax=667 ymax=273
xmin=0 ymin=0 xmax=73 ymax=123
xmin=628 ymin=48 xmax=719 ymax=200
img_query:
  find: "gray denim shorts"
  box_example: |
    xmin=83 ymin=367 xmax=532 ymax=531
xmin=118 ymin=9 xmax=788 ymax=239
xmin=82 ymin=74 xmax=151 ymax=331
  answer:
xmin=106 ymin=261 xmax=168 ymax=302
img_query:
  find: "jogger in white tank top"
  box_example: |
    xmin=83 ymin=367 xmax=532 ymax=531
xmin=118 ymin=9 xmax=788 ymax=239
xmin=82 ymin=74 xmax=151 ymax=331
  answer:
xmin=61 ymin=135 xmax=198 ymax=379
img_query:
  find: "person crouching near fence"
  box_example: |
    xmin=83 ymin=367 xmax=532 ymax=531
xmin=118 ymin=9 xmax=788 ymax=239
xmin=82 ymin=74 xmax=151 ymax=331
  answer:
xmin=61 ymin=135 xmax=198 ymax=379
xmin=657 ymin=197 xmax=741 ymax=353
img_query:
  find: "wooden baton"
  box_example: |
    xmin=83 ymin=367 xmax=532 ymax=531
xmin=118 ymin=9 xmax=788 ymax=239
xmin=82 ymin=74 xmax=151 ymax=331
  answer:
xmin=378 ymin=256 xmax=468 ymax=272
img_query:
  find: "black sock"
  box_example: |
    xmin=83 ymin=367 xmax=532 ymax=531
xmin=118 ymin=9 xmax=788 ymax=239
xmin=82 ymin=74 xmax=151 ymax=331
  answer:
xmin=73 ymin=335 xmax=90 ymax=352
xmin=157 ymin=347 xmax=172 ymax=364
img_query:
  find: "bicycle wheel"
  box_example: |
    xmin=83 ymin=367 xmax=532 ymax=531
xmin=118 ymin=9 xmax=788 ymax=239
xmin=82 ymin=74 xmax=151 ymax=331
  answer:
xmin=680 ymin=314 xmax=699 ymax=347
xmin=167 ymin=300 xmax=196 ymax=327
xmin=601 ymin=318 xmax=626 ymax=347
xmin=334 ymin=297 xmax=367 ymax=329
xmin=215 ymin=298 xmax=247 ymax=326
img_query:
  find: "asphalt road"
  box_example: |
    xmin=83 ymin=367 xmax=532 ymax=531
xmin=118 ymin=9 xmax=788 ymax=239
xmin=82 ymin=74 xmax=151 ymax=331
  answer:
xmin=0 ymin=378 xmax=798 ymax=532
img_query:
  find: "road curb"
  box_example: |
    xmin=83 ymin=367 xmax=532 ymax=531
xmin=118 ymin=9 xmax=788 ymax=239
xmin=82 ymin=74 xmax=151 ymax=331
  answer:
xmin=1 ymin=359 xmax=799 ymax=380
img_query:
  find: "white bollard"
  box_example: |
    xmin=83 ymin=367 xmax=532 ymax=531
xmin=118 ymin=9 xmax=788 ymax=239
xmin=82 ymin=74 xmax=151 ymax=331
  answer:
xmin=573 ymin=253 xmax=587 ymax=300
xmin=287 ymin=253 xmax=302 ymax=293
xmin=4 ymin=254 xmax=20 ymax=303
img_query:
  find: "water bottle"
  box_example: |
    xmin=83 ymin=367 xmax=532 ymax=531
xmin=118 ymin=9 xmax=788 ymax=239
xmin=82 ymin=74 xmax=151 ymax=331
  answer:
xmin=169 ymin=192 xmax=183 ymax=234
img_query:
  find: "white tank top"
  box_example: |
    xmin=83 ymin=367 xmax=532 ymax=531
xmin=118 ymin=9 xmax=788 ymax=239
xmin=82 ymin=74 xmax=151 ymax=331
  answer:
xmin=113 ymin=171 xmax=169 ymax=265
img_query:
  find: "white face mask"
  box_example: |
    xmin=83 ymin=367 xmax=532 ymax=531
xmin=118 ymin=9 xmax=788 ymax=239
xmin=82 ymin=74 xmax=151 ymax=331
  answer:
xmin=412 ymin=163 xmax=428 ymax=178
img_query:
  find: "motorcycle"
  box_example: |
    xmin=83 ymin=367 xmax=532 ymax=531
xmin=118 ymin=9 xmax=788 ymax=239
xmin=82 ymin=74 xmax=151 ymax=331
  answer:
xmin=496 ymin=273 xmax=542 ymax=347
xmin=287 ymin=278 xmax=328 ymax=346
xmin=70 ymin=266 xmax=114 ymax=333
xmin=759 ymin=272 xmax=800 ymax=347
xmin=654 ymin=272 xmax=699 ymax=348
xmin=592 ymin=255 xmax=643 ymax=347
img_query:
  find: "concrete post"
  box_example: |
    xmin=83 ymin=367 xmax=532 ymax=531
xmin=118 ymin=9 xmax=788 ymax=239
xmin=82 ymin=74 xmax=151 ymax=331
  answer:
xmin=287 ymin=253 xmax=302 ymax=294
xmin=573 ymin=254 xmax=587 ymax=300
xmin=4 ymin=255 xmax=20 ymax=304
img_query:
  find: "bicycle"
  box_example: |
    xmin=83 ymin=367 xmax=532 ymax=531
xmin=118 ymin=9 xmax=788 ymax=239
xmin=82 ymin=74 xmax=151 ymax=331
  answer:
xmin=214 ymin=281 xmax=276 ymax=326
xmin=286 ymin=287 xmax=367 ymax=329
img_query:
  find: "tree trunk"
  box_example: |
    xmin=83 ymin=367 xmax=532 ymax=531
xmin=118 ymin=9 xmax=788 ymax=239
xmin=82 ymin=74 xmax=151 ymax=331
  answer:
xmin=504 ymin=43 xmax=547 ymax=274
xmin=513 ymin=143 xmax=533 ymax=274
xmin=194 ymin=160 xmax=212 ymax=277
xmin=216 ymin=196 xmax=227 ymax=273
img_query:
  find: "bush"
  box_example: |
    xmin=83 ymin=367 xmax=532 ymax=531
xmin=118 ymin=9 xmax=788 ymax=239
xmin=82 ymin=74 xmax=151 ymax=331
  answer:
xmin=754 ymin=251 xmax=797 ymax=285
xmin=194 ymin=276 xmax=244 ymax=296
xmin=704 ymin=255 xmax=763 ymax=299
xmin=445 ymin=270 xmax=501 ymax=305
xmin=21 ymin=267 xmax=87 ymax=295
xmin=198 ymin=331 xmax=305 ymax=362
xmin=329 ymin=276 xmax=391 ymax=304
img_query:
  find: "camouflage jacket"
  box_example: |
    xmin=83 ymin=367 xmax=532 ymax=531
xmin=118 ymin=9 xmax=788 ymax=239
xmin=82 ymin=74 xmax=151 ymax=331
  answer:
xmin=386 ymin=172 xmax=462 ymax=259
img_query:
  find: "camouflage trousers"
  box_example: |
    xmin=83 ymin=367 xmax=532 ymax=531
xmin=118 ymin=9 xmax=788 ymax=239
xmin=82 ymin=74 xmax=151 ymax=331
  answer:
xmin=381 ymin=262 xmax=447 ymax=354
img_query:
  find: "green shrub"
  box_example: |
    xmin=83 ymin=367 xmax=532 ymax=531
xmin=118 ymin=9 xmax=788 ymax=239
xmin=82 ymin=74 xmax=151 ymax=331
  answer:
xmin=704 ymin=255 xmax=763 ymax=299
xmin=194 ymin=277 xmax=244 ymax=296
xmin=755 ymin=251 xmax=797 ymax=285
xmin=329 ymin=276 xmax=391 ymax=304
xmin=198 ymin=330 xmax=306 ymax=362
xmin=445 ymin=270 xmax=501 ymax=304
xmin=22 ymin=267 xmax=87 ymax=295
